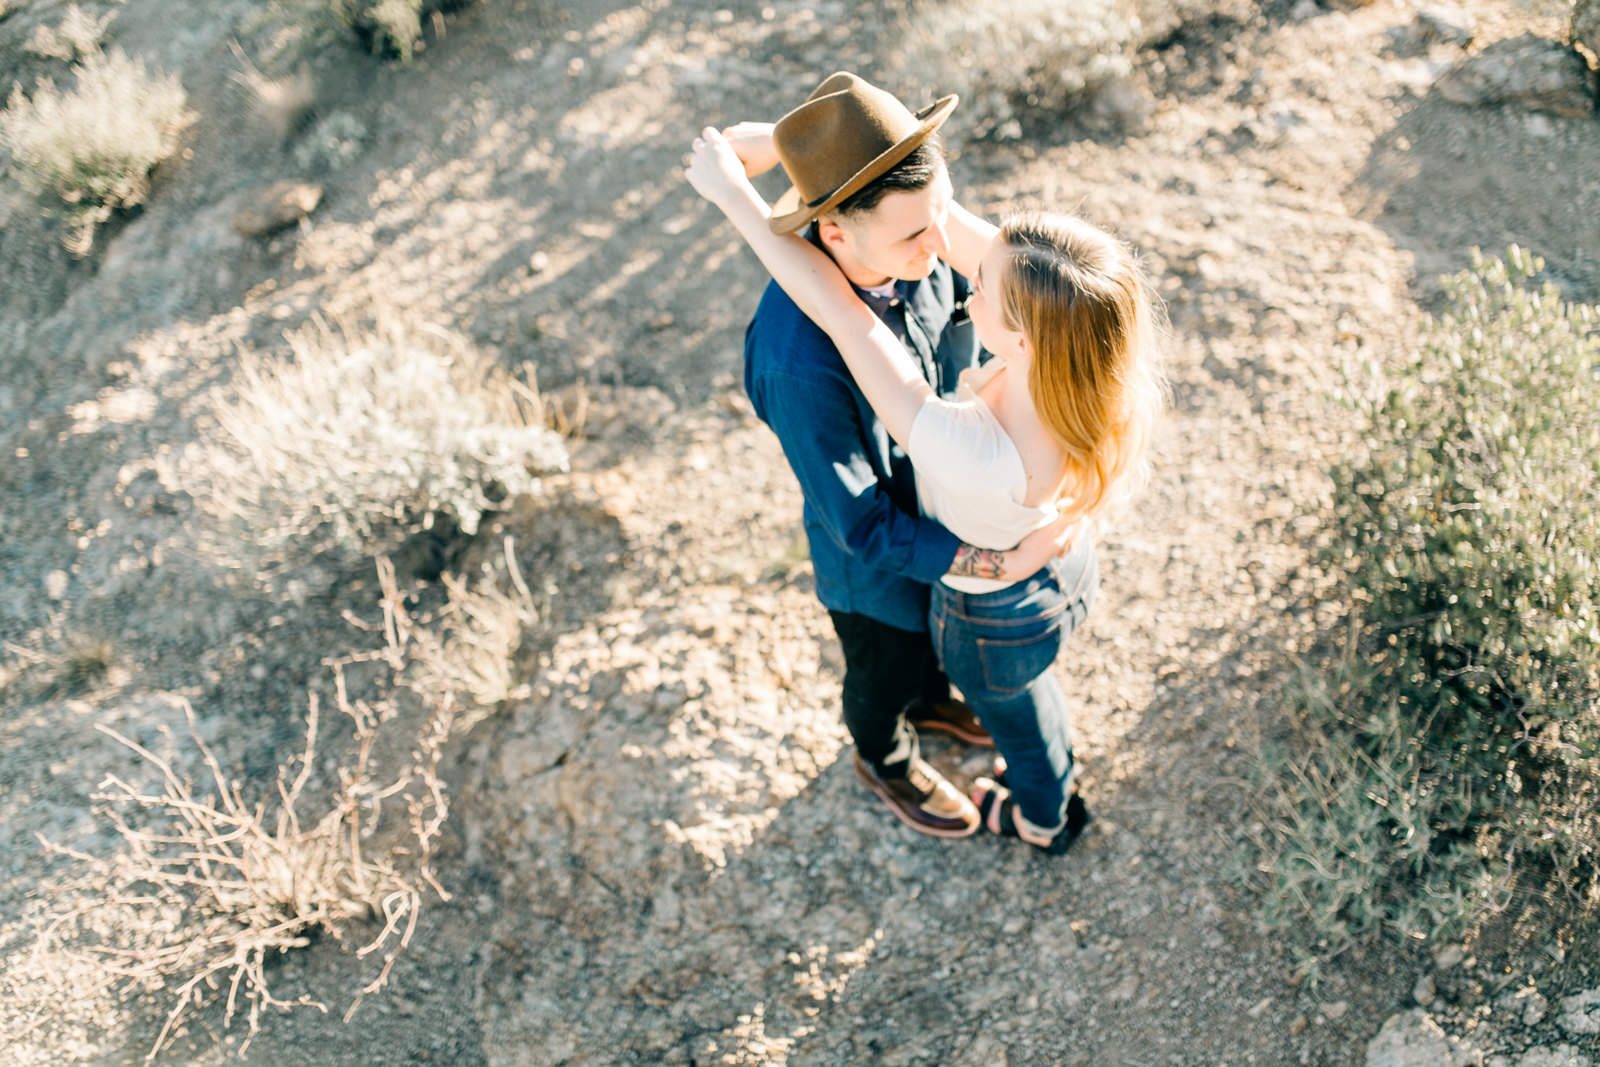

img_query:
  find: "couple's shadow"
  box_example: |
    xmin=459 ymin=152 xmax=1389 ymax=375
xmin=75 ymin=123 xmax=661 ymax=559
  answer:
xmin=468 ymin=631 xmax=1129 ymax=1066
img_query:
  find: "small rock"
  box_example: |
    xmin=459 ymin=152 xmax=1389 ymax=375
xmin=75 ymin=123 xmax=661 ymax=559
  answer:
xmin=1576 ymin=0 xmax=1600 ymax=68
xmin=1414 ymin=974 xmax=1437 ymax=1008
xmin=529 ymin=251 xmax=551 ymax=274
xmin=1558 ymin=988 xmax=1600 ymax=1035
xmin=44 ymin=569 xmax=69 ymax=601
xmin=1417 ymin=6 xmax=1474 ymax=47
xmin=1523 ymin=991 xmax=1548 ymax=1026
xmin=1434 ymin=944 xmax=1466 ymax=972
xmin=1291 ymin=0 xmax=1319 ymax=19
xmin=1435 ymin=34 xmax=1597 ymax=119
xmin=233 ymin=181 xmax=323 ymax=239
xmin=1323 ymin=1000 xmax=1349 ymax=1022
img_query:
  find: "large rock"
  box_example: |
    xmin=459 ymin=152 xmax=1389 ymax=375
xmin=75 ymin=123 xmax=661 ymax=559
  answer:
xmin=1435 ymin=33 xmax=1597 ymax=117
xmin=1559 ymin=988 xmax=1600 ymax=1035
xmin=1489 ymin=1046 xmax=1592 ymax=1067
xmin=1366 ymin=1010 xmax=1483 ymax=1067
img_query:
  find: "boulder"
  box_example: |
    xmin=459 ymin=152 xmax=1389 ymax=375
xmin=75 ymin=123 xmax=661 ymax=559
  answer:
xmin=1497 ymin=1046 xmax=1590 ymax=1067
xmin=1558 ymin=988 xmax=1600 ymax=1035
xmin=1367 ymin=1011 xmax=1454 ymax=1067
xmin=232 ymin=181 xmax=323 ymax=239
xmin=1366 ymin=1010 xmax=1486 ymax=1067
xmin=1435 ymin=33 xmax=1597 ymax=117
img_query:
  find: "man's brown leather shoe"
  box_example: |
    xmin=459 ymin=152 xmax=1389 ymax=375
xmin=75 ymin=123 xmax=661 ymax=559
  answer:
xmin=853 ymin=752 xmax=980 ymax=838
xmin=906 ymin=698 xmax=994 ymax=748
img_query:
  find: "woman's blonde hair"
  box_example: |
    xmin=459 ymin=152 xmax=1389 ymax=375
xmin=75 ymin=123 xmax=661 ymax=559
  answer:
xmin=997 ymin=211 xmax=1167 ymax=520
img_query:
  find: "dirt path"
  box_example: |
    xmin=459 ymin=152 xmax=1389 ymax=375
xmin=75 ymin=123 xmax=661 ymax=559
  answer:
xmin=2 ymin=0 xmax=1597 ymax=1063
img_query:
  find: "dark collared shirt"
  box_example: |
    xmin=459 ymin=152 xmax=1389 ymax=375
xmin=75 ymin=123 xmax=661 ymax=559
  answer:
xmin=744 ymin=248 xmax=980 ymax=632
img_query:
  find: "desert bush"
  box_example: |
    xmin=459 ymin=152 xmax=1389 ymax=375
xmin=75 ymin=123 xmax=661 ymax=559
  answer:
xmin=36 ymin=558 xmax=523 ymax=1060
xmin=0 ymin=46 xmax=193 ymax=254
xmin=176 ymin=311 xmax=568 ymax=565
xmin=890 ymin=0 xmax=1140 ymax=138
xmin=1252 ymin=249 xmax=1600 ymax=964
xmin=292 ymin=109 xmax=368 ymax=173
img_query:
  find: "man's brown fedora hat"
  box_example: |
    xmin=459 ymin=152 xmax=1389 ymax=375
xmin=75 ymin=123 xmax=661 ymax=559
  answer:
xmin=768 ymin=72 xmax=958 ymax=234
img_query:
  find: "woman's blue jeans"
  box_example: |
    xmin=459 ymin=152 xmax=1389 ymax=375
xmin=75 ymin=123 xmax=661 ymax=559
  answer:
xmin=929 ymin=540 xmax=1099 ymax=830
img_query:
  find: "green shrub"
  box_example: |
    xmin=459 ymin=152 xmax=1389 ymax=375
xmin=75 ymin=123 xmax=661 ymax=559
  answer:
xmin=176 ymin=311 xmax=568 ymax=563
xmin=1255 ymin=249 xmax=1600 ymax=961
xmin=0 ymin=47 xmax=193 ymax=254
xmin=330 ymin=0 xmax=470 ymax=61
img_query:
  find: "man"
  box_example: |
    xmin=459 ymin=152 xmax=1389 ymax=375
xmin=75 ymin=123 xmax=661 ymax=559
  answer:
xmin=724 ymin=73 xmax=1073 ymax=838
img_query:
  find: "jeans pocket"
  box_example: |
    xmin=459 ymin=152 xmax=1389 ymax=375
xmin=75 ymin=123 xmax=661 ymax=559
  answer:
xmin=976 ymin=624 xmax=1063 ymax=697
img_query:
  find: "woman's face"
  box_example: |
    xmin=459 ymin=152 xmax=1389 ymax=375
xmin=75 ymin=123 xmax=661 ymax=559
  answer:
xmin=969 ymin=239 xmax=1028 ymax=362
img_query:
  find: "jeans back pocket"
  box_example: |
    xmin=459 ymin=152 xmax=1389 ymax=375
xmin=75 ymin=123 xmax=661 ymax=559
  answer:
xmin=975 ymin=625 xmax=1064 ymax=697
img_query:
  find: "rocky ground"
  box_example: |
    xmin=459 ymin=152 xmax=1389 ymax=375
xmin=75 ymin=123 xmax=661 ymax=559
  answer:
xmin=2 ymin=0 xmax=1599 ymax=1064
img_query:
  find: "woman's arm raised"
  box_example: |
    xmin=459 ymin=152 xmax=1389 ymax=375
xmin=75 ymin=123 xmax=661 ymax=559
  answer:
xmin=685 ymin=127 xmax=931 ymax=449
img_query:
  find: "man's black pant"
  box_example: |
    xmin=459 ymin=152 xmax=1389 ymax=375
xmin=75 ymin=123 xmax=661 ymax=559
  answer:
xmin=828 ymin=610 xmax=952 ymax=772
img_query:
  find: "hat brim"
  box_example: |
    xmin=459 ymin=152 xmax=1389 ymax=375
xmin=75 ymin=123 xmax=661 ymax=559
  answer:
xmin=767 ymin=94 xmax=959 ymax=235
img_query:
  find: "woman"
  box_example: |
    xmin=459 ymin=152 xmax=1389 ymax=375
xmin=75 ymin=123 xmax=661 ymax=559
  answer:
xmin=686 ymin=127 xmax=1165 ymax=853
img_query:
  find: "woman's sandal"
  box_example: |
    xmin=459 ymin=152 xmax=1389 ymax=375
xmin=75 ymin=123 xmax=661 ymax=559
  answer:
xmin=970 ymin=776 xmax=1091 ymax=855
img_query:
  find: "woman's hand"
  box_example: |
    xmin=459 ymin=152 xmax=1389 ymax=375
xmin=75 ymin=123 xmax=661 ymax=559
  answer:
xmin=720 ymin=121 xmax=780 ymax=177
xmin=684 ymin=126 xmax=753 ymax=210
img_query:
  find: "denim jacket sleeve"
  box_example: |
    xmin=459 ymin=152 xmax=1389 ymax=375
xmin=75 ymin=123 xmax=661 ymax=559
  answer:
xmin=752 ymin=367 xmax=962 ymax=584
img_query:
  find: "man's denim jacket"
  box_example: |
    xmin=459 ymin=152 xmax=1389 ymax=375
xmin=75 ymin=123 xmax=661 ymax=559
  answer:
xmin=743 ymin=252 xmax=981 ymax=633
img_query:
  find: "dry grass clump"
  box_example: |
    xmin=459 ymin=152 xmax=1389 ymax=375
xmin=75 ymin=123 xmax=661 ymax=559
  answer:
xmin=177 ymin=311 xmax=568 ymax=564
xmin=23 ymin=3 xmax=113 ymax=61
xmin=890 ymin=0 xmax=1141 ymax=138
xmin=0 ymin=46 xmax=193 ymax=254
xmin=1250 ymin=249 xmax=1600 ymax=972
xmin=230 ymin=42 xmax=316 ymax=141
xmin=36 ymin=558 xmax=520 ymax=1061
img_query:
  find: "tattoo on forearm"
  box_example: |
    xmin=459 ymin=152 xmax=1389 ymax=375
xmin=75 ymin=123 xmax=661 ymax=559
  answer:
xmin=949 ymin=545 xmax=1005 ymax=581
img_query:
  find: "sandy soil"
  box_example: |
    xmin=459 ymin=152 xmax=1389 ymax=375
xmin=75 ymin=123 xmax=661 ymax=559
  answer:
xmin=2 ymin=0 xmax=1598 ymax=1063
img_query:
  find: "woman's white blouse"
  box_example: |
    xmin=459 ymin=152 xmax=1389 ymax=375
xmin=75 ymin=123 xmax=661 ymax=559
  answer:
xmin=906 ymin=360 xmax=1059 ymax=593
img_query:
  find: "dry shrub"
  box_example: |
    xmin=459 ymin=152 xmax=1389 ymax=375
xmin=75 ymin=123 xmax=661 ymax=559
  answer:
xmin=890 ymin=0 xmax=1141 ymax=138
xmin=0 ymin=46 xmax=193 ymax=255
xmin=175 ymin=311 xmax=568 ymax=565
xmin=35 ymin=557 xmax=525 ymax=1061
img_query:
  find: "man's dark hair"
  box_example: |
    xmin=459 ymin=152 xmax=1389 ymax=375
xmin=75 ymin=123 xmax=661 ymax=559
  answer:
xmin=831 ymin=135 xmax=945 ymax=219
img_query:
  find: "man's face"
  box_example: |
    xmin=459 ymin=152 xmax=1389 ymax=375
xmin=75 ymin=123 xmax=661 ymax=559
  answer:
xmin=823 ymin=165 xmax=954 ymax=284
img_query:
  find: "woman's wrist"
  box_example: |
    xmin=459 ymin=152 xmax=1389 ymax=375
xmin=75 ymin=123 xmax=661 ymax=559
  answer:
xmin=716 ymin=182 xmax=772 ymax=233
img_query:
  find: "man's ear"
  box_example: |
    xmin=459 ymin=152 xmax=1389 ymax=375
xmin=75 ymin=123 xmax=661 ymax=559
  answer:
xmin=816 ymin=216 xmax=849 ymax=254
